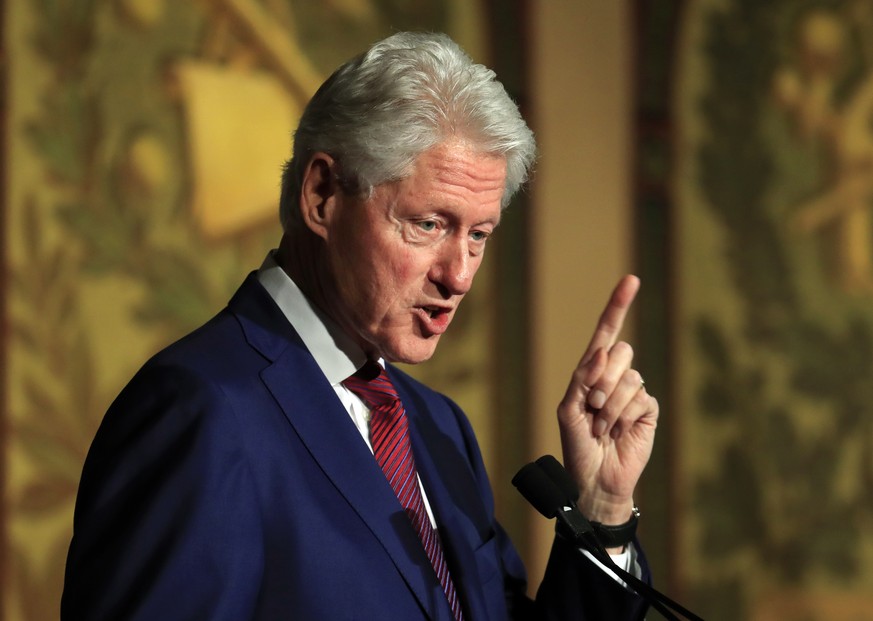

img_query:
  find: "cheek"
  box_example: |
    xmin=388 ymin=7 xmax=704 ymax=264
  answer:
xmin=390 ymin=248 xmax=432 ymax=289
xmin=374 ymin=260 xmax=418 ymax=304
xmin=348 ymin=242 xmax=432 ymax=311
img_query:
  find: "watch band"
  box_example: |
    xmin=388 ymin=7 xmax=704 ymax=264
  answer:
xmin=590 ymin=505 xmax=640 ymax=549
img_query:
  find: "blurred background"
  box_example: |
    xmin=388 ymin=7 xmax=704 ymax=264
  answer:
xmin=4 ymin=1 xmax=873 ymax=619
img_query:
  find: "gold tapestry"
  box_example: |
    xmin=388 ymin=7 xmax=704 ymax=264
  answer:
xmin=674 ymin=1 xmax=873 ymax=618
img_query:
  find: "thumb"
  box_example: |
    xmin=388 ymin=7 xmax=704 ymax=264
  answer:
xmin=559 ymin=347 xmax=608 ymax=414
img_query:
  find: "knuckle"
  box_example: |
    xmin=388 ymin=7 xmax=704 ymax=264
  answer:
xmin=611 ymin=341 xmax=633 ymax=358
xmin=623 ymin=368 xmax=643 ymax=387
xmin=571 ymin=366 xmax=589 ymax=386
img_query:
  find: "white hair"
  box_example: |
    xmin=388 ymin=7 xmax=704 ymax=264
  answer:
xmin=279 ymin=31 xmax=536 ymax=231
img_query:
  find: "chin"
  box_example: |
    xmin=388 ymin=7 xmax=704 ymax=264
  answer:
xmin=382 ymin=337 xmax=440 ymax=365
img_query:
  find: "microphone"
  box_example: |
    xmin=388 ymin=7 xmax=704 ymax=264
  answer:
xmin=535 ymin=455 xmax=579 ymax=504
xmin=513 ymin=456 xmax=704 ymax=621
xmin=510 ymin=462 xmax=565 ymax=518
xmin=511 ymin=461 xmax=596 ymax=546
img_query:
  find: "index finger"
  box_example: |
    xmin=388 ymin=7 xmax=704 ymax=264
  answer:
xmin=579 ymin=275 xmax=640 ymax=365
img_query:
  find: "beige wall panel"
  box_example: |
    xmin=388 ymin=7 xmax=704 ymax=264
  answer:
xmin=528 ymin=0 xmax=634 ymax=588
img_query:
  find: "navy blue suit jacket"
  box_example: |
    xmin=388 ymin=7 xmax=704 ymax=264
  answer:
xmin=62 ymin=274 xmax=650 ymax=620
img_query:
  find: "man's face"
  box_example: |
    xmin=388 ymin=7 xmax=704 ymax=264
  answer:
xmin=321 ymin=140 xmax=506 ymax=364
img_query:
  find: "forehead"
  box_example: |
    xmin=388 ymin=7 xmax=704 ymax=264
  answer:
xmin=397 ymin=141 xmax=507 ymax=212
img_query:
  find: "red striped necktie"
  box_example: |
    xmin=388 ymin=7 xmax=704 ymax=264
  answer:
xmin=343 ymin=363 xmax=464 ymax=621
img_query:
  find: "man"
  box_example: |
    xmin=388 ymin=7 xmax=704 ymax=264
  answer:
xmin=62 ymin=32 xmax=657 ymax=620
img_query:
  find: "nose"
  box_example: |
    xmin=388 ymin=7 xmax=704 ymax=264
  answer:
xmin=430 ymin=238 xmax=475 ymax=297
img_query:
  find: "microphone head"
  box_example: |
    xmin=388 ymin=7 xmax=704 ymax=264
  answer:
xmin=535 ymin=455 xmax=580 ymax=504
xmin=511 ymin=462 xmax=566 ymax=518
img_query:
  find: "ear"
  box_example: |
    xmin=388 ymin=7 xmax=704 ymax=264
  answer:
xmin=299 ymin=152 xmax=340 ymax=240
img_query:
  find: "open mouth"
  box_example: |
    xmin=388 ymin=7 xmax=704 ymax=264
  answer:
xmin=423 ymin=306 xmax=443 ymax=318
xmin=417 ymin=305 xmax=452 ymax=334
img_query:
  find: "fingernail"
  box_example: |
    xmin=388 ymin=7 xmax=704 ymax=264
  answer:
xmin=589 ymin=389 xmax=606 ymax=410
xmin=593 ymin=418 xmax=608 ymax=437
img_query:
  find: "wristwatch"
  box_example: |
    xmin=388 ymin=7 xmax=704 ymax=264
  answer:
xmin=590 ymin=505 xmax=640 ymax=549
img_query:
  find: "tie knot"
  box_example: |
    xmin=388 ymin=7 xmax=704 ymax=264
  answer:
xmin=343 ymin=362 xmax=399 ymax=408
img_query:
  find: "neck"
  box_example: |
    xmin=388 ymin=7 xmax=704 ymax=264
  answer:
xmin=277 ymin=231 xmax=325 ymax=310
xmin=275 ymin=231 xmax=375 ymax=359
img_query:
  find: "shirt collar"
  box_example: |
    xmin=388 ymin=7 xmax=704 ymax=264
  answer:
xmin=256 ymin=251 xmax=371 ymax=385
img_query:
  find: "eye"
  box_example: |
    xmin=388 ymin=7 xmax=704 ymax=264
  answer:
xmin=470 ymin=230 xmax=489 ymax=242
xmin=417 ymin=220 xmax=438 ymax=232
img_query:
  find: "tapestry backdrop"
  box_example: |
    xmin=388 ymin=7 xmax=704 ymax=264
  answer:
xmin=669 ymin=1 xmax=873 ymax=619
xmin=3 ymin=2 xmax=501 ymax=619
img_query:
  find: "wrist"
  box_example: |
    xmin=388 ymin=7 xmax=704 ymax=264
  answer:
xmin=579 ymin=494 xmax=635 ymax=525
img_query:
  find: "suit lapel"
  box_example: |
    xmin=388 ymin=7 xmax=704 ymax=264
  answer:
xmin=395 ymin=372 xmax=493 ymax=621
xmin=229 ymin=276 xmax=452 ymax=620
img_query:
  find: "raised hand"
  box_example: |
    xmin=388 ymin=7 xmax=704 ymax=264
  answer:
xmin=557 ymin=275 xmax=658 ymax=527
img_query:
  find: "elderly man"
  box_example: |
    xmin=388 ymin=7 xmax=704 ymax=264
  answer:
xmin=62 ymin=32 xmax=657 ymax=620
